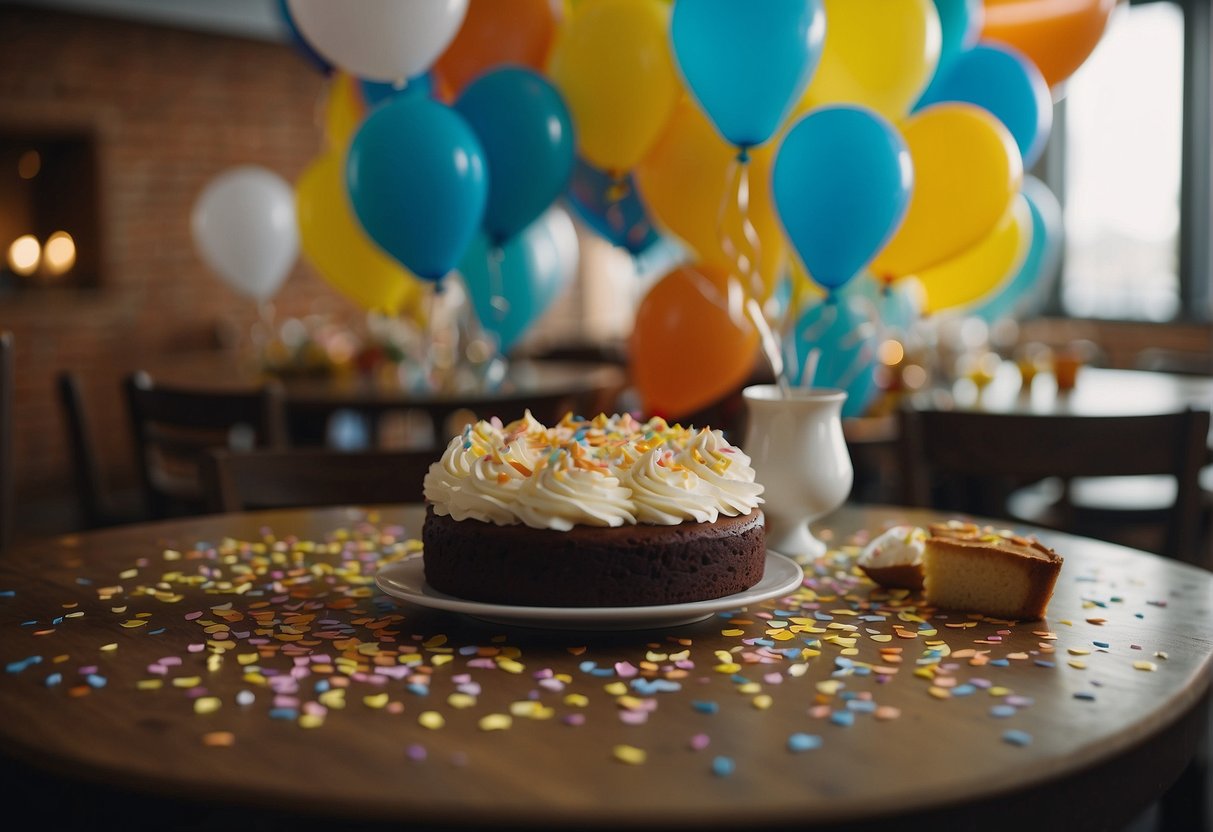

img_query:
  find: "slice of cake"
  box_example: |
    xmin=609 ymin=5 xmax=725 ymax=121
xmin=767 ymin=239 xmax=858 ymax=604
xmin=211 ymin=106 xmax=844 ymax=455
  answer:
xmin=420 ymin=411 xmax=767 ymax=607
xmin=857 ymin=525 xmax=927 ymax=590
xmin=922 ymin=522 xmax=1063 ymax=620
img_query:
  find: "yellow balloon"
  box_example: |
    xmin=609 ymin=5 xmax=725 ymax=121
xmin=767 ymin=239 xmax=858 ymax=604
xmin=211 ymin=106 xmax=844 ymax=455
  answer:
xmin=634 ymin=98 xmax=787 ymax=302
xmin=797 ymin=0 xmax=941 ymax=121
xmin=295 ymin=151 xmax=424 ymax=316
xmin=548 ymin=0 xmax=680 ymax=173
xmin=321 ymin=72 xmax=367 ymax=151
xmin=870 ymin=103 xmax=1023 ymax=279
xmin=916 ymin=193 xmax=1033 ymax=315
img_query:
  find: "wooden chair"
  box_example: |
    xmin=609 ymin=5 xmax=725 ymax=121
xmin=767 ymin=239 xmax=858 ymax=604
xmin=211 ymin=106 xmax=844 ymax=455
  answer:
xmin=123 ymin=372 xmax=288 ymax=519
xmin=0 ymin=332 xmax=12 ymax=554
xmin=57 ymin=372 xmax=146 ymax=529
xmin=898 ymin=405 xmax=1211 ymax=568
xmin=200 ymin=446 xmax=440 ymax=513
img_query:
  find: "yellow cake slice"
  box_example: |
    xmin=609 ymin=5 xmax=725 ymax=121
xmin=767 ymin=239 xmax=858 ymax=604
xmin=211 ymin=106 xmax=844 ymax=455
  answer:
xmin=922 ymin=522 xmax=1063 ymax=620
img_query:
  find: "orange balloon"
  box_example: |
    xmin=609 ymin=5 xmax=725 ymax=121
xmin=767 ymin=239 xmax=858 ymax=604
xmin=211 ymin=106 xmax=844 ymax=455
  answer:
xmin=634 ymin=98 xmax=787 ymax=303
xmin=432 ymin=0 xmax=567 ymax=98
xmin=981 ymin=0 xmax=1117 ymax=90
xmin=629 ymin=264 xmax=761 ymax=419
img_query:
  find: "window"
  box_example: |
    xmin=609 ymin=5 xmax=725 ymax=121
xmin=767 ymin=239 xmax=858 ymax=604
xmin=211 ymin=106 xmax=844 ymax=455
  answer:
xmin=1046 ymin=0 xmax=1211 ymax=322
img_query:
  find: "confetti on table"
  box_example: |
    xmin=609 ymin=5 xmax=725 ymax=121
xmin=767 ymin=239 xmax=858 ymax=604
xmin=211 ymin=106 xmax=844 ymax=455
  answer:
xmin=613 ymin=745 xmax=646 ymax=765
xmin=1002 ymin=730 xmax=1032 ymax=747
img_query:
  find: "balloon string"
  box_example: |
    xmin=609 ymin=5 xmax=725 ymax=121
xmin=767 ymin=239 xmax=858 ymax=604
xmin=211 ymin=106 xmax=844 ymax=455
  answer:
xmin=487 ymin=243 xmax=509 ymax=321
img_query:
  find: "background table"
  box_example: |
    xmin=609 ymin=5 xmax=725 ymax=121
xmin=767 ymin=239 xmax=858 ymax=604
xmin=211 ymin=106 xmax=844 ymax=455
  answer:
xmin=1 ymin=504 xmax=1209 ymax=831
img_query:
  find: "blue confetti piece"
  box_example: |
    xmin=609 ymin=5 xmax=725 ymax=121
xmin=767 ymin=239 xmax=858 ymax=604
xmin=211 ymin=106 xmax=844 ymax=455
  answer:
xmin=45 ymin=673 xmax=62 ymax=687
xmin=86 ymin=674 xmax=106 ymax=688
xmin=711 ymin=756 xmax=735 ymax=777
xmin=692 ymin=700 xmax=719 ymax=714
xmin=829 ymin=710 xmax=855 ymax=727
xmin=315 ymin=680 xmax=331 ymax=692
xmin=75 ymin=577 xmax=92 ymax=586
xmin=148 ymin=628 xmax=166 ymax=635
xmin=1035 ymin=660 xmax=1055 ymax=668
xmin=1003 ymin=729 xmax=1032 ymax=746
xmin=951 ymin=684 xmax=977 ymax=697
xmin=6 ymin=656 xmax=42 ymax=674
xmin=406 ymin=683 xmax=428 ymax=696
xmin=1074 ymin=691 xmax=1097 ymax=701
xmin=0 ymin=590 xmax=15 ymax=597
xmin=51 ymin=617 xmax=64 ymax=626
xmin=846 ymin=699 xmax=877 ymax=714
xmin=632 ymin=679 xmax=681 ymax=694
xmin=788 ymin=733 xmax=823 ymax=752
xmin=578 ymin=661 xmax=597 ymax=673
xmin=990 ymin=704 xmax=1016 ymax=718
xmin=814 ymin=612 xmax=833 ymax=621
xmin=1093 ymin=641 xmax=1110 ymax=649
xmin=269 ymin=708 xmax=298 ymax=720
xmin=990 ymin=659 xmax=1010 ymax=667
xmin=20 ymin=620 xmax=37 ymax=627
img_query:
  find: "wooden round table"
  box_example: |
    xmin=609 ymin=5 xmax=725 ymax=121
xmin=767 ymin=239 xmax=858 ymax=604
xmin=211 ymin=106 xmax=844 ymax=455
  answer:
xmin=0 ymin=504 xmax=1208 ymax=831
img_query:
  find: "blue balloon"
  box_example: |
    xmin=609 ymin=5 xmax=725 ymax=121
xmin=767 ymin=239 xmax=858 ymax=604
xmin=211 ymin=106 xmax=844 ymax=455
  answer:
xmin=932 ymin=0 xmax=983 ymax=76
xmin=772 ymin=106 xmax=912 ymax=290
xmin=672 ymin=0 xmax=825 ymax=151
xmin=916 ymin=42 xmax=1052 ymax=168
xmin=359 ymin=74 xmax=435 ymax=108
xmin=783 ymin=293 xmax=880 ymax=419
xmin=565 ymin=158 xmax=662 ymax=256
xmin=972 ymin=176 xmax=1063 ymax=322
xmin=276 ymin=0 xmax=331 ymax=75
xmin=347 ymin=96 xmax=487 ymax=282
xmin=455 ymin=67 xmax=576 ymax=246
xmin=842 ymin=274 xmax=924 ymax=339
xmin=461 ymin=208 xmax=577 ymax=354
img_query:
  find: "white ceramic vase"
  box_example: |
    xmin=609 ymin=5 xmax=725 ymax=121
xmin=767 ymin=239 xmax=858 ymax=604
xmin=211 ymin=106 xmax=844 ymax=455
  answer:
xmin=741 ymin=384 xmax=853 ymax=562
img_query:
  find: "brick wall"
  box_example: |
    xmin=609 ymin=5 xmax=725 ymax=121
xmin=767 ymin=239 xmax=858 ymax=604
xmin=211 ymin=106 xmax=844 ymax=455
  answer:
xmin=0 ymin=8 xmax=343 ymax=527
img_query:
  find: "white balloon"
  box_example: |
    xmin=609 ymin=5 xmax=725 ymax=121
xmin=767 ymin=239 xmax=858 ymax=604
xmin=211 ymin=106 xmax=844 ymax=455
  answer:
xmin=191 ymin=165 xmax=299 ymax=302
xmin=538 ymin=204 xmax=581 ymax=285
xmin=286 ymin=0 xmax=469 ymax=83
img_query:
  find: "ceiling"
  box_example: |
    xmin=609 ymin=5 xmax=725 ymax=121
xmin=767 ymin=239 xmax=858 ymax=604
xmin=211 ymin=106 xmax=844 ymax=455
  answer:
xmin=3 ymin=0 xmax=287 ymax=41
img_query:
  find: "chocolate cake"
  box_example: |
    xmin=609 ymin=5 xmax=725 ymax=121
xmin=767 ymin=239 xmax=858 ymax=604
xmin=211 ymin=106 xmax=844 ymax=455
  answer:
xmin=420 ymin=411 xmax=767 ymax=607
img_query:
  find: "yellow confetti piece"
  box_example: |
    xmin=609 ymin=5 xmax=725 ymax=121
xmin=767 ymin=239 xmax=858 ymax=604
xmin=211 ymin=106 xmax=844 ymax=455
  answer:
xmin=100 ymin=643 xmax=117 ymax=652
xmin=714 ymin=663 xmax=741 ymax=674
xmin=510 ymin=701 xmax=555 ymax=720
xmin=363 ymin=693 xmax=389 ymax=709
xmin=737 ymin=682 xmax=762 ymax=695
xmin=193 ymin=697 xmax=222 ymax=715
xmin=119 ymin=568 xmax=138 ymax=579
xmin=1068 ymin=660 xmax=1087 ymax=669
xmin=173 ymin=676 xmax=202 ymax=688
xmin=418 ymin=711 xmax=444 ymax=729
xmin=431 ymin=654 xmax=453 ymax=667
xmin=869 ymin=634 xmax=893 ymax=643
xmin=1133 ymin=661 xmax=1157 ymax=672
xmin=613 ymin=744 xmax=646 ymax=765
xmin=604 ymin=681 xmax=628 ymax=696
xmin=478 ymin=713 xmax=512 ymax=731
xmin=299 ymin=714 xmax=325 ymax=729
xmin=989 ymin=686 xmax=1011 ymax=697
xmin=496 ymin=658 xmax=525 ymax=674
xmin=202 ymin=731 xmax=235 ymax=747
xmin=928 ymin=686 xmax=951 ymax=700
xmin=136 ymin=679 xmax=163 ymax=690
xmin=1067 ymin=647 xmax=1091 ymax=656
xmin=120 ymin=620 xmax=147 ymax=629
xmin=447 ymin=692 xmax=477 ymax=709
xmin=564 ymin=693 xmax=589 ymax=708
xmin=752 ymin=694 xmax=773 ymax=710
xmin=816 ymin=680 xmax=843 ymax=696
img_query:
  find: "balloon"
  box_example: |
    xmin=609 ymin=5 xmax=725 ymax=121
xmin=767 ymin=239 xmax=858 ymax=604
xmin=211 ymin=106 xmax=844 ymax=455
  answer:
xmin=548 ymin=0 xmax=680 ymax=173
xmin=566 ymin=159 xmax=662 ymax=255
xmin=432 ymin=0 xmax=565 ymax=98
xmin=870 ymin=103 xmax=1023 ymax=278
xmin=276 ymin=0 xmax=331 ymax=75
xmin=933 ymin=0 xmax=984 ymax=72
xmin=323 ymin=72 xmax=440 ymax=151
xmin=296 ymin=151 xmax=424 ymax=316
xmin=981 ymin=0 xmax=1117 ymax=90
xmin=915 ymin=192 xmax=1033 ymax=314
xmin=783 ymin=293 xmax=880 ymax=418
xmin=634 ymin=98 xmax=787 ymax=301
xmin=843 ymin=274 xmax=926 ymax=339
xmin=347 ymin=95 xmax=488 ymax=281
xmin=191 ymin=165 xmax=298 ymax=302
xmin=286 ymin=0 xmax=468 ymax=83
xmin=971 ymin=174 xmax=1063 ymax=321
xmin=629 ymin=263 xmax=760 ymax=419
xmin=797 ymin=0 xmax=942 ymax=121
xmin=916 ymin=41 xmax=1052 ymax=168
xmin=772 ymin=106 xmax=913 ymax=291
xmin=454 ymin=67 xmax=576 ymax=245
xmin=460 ymin=206 xmax=579 ymax=353
xmin=671 ymin=0 xmax=825 ymax=150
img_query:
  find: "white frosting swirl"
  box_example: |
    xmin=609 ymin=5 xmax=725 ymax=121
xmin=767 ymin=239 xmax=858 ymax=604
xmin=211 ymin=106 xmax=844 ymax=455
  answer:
xmin=423 ymin=411 xmax=764 ymax=529
xmin=858 ymin=525 xmax=927 ymax=569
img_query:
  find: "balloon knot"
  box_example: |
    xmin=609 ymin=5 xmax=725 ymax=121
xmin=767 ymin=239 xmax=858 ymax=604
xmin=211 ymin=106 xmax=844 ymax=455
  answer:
xmin=735 ymin=146 xmax=751 ymax=164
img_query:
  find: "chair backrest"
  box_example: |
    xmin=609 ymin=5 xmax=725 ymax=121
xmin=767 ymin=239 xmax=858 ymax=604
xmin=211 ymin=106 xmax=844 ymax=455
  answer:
xmin=58 ymin=371 xmax=112 ymax=530
xmin=898 ymin=405 xmax=1211 ymax=566
xmin=200 ymin=446 xmax=440 ymax=513
xmin=123 ymin=371 xmax=288 ymax=519
xmin=0 ymin=332 xmax=12 ymax=554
